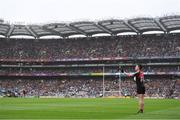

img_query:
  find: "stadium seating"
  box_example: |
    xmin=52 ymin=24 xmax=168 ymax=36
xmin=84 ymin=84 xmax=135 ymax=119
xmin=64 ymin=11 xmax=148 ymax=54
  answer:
xmin=0 ymin=34 xmax=179 ymax=59
xmin=0 ymin=33 xmax=179 ymax=98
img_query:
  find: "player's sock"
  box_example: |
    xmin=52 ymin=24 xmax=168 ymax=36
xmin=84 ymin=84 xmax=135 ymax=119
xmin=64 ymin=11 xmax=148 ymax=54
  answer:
xmin=137 ymin=109 xmax=141 ymax=114
xmin=137 ymin=109 xmax=143 ymax=114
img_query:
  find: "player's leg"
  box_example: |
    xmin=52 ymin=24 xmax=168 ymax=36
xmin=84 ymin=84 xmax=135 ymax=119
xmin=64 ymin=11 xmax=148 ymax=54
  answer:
xmin=138 ymin=94 xmax=141 ymax=110
xmin=140 ymin=94 xmax=144 ymax=112
xmin=137 ymin=94 xmax=141 ymax=113
xmin=137 ymin=94 xmax=144 ymax=113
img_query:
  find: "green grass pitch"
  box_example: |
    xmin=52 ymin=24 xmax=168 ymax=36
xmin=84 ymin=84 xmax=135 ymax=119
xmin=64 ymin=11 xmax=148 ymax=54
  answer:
xmin=0 ymin=98 xmax=180 ymax=119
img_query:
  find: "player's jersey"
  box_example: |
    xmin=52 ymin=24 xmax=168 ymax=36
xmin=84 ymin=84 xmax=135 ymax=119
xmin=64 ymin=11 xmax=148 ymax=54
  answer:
xmin=133 ymin=71 xmax=145 ymax=88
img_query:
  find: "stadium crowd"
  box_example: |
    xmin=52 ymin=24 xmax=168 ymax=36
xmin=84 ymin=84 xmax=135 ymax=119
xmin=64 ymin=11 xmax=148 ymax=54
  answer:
xmin=0 ymin=78 xmax=179 ymax=99
xmin=0 ymin=34 xmax=179 ymax=99
xmin=0 ymin=35 xmax=179 ymax=60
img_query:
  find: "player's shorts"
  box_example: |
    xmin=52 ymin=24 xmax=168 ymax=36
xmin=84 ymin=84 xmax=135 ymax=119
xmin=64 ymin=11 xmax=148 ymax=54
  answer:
xmin=137 ymin=86 xmax=145 ymax=94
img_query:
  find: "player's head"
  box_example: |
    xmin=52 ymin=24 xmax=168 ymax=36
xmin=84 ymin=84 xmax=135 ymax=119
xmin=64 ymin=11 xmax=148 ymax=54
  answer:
xmin=135 ymin=64 xmax=142 ymax=71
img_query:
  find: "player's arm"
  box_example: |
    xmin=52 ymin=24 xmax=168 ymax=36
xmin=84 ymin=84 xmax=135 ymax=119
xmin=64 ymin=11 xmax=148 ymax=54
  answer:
xmin=121 ymin=70 xmax=137 ymax=78
xmin=120 ymin=68 xmax=136 ymax=77
xmin=124 ymin=72 xmax=133 ymax=77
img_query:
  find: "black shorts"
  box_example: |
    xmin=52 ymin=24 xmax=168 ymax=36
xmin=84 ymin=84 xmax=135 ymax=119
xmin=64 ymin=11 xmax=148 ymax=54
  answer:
xmin=137 ymin=86 xmax=145 ymax=94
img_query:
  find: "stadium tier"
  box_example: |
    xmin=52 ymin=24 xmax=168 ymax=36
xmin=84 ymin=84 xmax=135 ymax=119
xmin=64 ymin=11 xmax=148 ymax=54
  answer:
xmin=1 ymin=78 xmax=180 ymax=98
xmin=0 ymin=16 xmax=180 ymax=99
xmin=0 ymin=34 xmax=179 ymax=60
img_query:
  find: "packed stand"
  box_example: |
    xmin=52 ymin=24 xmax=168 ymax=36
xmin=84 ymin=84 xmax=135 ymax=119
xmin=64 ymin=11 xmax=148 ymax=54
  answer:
xmin=0 ymin=34 xmax=179 ymax=60
xmin=0 ymin=78 xmax=179 ymax=99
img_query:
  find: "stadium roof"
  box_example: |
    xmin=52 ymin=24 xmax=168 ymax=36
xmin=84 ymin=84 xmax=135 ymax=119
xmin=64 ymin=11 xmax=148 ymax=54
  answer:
xmin=0 ymin=15 xmax=180 ymax=38
xmin=128 ymin=18 xmax=164 ymax=33
xmin=159 ymin=15 xmax=180 ymax=32
xmin=98 ymin=19 xmax=137 ymax=34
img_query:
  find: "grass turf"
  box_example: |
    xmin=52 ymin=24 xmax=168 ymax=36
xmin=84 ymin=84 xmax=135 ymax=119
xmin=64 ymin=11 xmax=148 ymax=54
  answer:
xmin=0 ymin=98 xmax=180 ymax=119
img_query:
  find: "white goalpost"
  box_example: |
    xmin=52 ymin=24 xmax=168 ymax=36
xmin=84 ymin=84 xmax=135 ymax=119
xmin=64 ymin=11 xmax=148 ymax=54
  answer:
xmin=102 ymin=65 xmax=122 ymax=97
